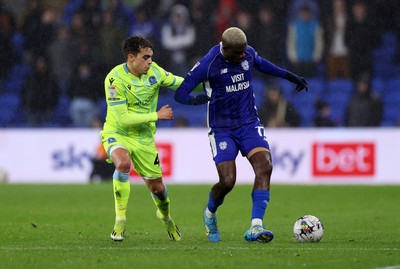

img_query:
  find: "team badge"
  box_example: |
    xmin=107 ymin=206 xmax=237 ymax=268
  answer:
xmin=149 ymin=76 xmax=157 ymax=85
xmin=219 ymin=141 xmax=228 ymax=150
xmin=241 ymin=60 xmax=249 ymax=71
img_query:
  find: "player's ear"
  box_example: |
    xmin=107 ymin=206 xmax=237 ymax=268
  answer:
xmin=127 ymin=53 xmax=135 ymax=62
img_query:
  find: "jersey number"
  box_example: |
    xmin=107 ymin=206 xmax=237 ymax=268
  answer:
xmin=154 ymin=154 xmax=160 ymax=165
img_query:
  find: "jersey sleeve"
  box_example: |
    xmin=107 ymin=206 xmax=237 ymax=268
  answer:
xmin=250 ymin=46 xmax=288 ymax=78
xmin=152 ymin=62 xmax=184 ymax=90
xmin=105 ymin=74 xmax=157 ymax=127
xmin=174 ymin=59 xmax=208 ymax=104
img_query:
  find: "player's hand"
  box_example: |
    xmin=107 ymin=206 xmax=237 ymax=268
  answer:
xmin=188 ymin=94 xmax=212 ymax=105
xmin=285 ymin=71 xmax=309 ymax=92
xmin=157 ymin=105 xmax=174 ymax=120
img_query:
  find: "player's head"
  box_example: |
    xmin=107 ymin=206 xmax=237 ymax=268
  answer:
xmin=123 ymin=36 xmax=153 ymax=76
xmin=221 ymin=27 xmax=247 ymax=63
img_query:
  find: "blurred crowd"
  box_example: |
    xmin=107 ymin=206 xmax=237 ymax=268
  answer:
xmin=0 ymin=0 xmax=400 ymax=128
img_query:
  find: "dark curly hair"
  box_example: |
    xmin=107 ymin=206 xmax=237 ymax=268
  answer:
xmin=123 ymin=36 xmax=153 ymax=59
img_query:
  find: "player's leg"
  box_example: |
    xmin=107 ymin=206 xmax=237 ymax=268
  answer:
xmin=241 ymin=123 xmax=274 ymax=243
xmin=134 ymin=144 xmax=180 ymax=241
xmin=243 ymin=150 xmax=274 ymax=243
xmin=205 ymin=132 xmax=238 ymax=242
xmin=109 ymin=146 xmax=132 ymax=242
xmin=144 ymin=178 xmax=181 ymax=241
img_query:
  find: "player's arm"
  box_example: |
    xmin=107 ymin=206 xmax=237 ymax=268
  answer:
xmin=251 ymin=46 xmax=308 ymax=92
xmin=174 ymin=62 xmax=211 ymax=105
xmin=110 ymin=102 xmax=158 ymax=127
xmin=105 ymin=76 xmax=158 ymax=127
xmin=157 ymin=64 xmax=204 ymax=93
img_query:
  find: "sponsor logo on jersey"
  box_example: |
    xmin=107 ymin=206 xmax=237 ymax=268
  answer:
xmin=149 ymin=75 xmax=157 ymax=85
xmin=107 ymin=85 xmax=120 ymax=101
xmin=312 ymin=142 xmax=375 ymax=176
xmin=226 ymin=73 xmax=250 ymax=92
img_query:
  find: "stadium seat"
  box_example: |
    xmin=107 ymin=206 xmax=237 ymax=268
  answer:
xmin=382 ymin=106 xmax=400 ymax=126
xmin=252 ymin=78 xmax=267 ymax=108
xmin=327 ymin=79 xmax=354 ymax=95
xmin=52 ymin=95 xmax=72 ymax=127
xmin=0 ymin=94 xmax=21 ymax=127
xmin=4 ymin=64 xmax=32 ymax=95
xmin=384 ymin=77 xmax=400 ymax=95
xmin=372 ymin=77 xmax=385 ymax=94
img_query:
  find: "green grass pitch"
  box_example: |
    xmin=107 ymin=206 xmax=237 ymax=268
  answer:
xmin=1 ymin=183 xmax=399 ymax=269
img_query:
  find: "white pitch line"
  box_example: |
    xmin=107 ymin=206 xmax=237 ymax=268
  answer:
xmin=375 ymin=266 xmax=400 ymax=269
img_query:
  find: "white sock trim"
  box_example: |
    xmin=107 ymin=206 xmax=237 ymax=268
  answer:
xmin=251 ymin=218 xmax=263 ymax=227
xmin=205 ymin=207 xmax=216 ymax=217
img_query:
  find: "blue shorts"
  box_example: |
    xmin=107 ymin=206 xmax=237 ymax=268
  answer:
xmin=208 ymin=121 xmax=270 ymax=165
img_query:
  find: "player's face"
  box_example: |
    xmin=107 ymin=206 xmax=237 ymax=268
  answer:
xmin=222 ymin=43 xmax=247 ymax=63
xmin=128 ymin=47 xmax=153 ymax=76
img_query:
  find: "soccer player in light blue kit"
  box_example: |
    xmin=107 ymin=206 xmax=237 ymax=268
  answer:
xmin=174 ymin=27 xmax=308 ymax=243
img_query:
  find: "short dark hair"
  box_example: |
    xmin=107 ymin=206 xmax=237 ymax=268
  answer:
xmin=123 ymin=36 xmax=153 ymax=59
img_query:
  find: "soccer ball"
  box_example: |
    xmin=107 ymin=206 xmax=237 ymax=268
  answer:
xmin=293 ymin=215 xmax=324 ymax=242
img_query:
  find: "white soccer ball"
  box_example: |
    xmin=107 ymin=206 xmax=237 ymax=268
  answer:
xmin=293 ymin=215 xmax=324 ymax=242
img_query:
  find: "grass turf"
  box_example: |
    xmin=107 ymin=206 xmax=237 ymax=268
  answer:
xmin=0 ymin=183 xmax=399 ymax=269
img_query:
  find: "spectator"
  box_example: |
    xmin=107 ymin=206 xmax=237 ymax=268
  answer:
xmin=214 ymin=0 xmax=238 ymax=40
xmin=314 ymin=99 xmax=336 ymax=127
xmin=253 ymin=4 xmax=283 ymax=67
xmin=345 ymin=0 xmax=380 ymax=80
xmin=68 ymin=61 xmax=102 ymax=127
xmin=188 ymin=0 xmax=217 ymax=63
xmin=75 ymin=0 xmax=102 ymax=36
xmin=48 ymin=24 xmax=77 ymax=96
xmin=161 ymin=4 xmax=196 ymax=76
xmin=69 ymin=12 xmax=93 ymax=63
xmin=258 ymin=85 xmax=301 ymax=128
xmin=0 ymin=1 xmax=16 ymax=83
xmin=105 ymin=0 xmax=134 ymax=33
xmin=288 ymin=0 xmax=320 ymax=22
xmin=286 ymin=4 xmax=324 ymax=78
xmin=324 ymin=0 xmax=351 ymax=80
xmin=21 ymin=55 xmax=60 ymax=127
xmin=128 ymin=6 xmax=160 ymax=53
xmin=345 ymin=74 xmax=383 ymax=127
xmin=98 ymin=9 xmax=125 ymax=76
xmin=235 ymin=9 xmax=256 ymax=45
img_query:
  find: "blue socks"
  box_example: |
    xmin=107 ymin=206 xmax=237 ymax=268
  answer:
xmin=251 ymin=190 xmax=270 ymax=220
xmin=207 ymin=192 xmax=224 ymax=213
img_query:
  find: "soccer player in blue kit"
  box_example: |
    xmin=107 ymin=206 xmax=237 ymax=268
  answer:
xmin=174 ymin=27 xmax=308 ymax=243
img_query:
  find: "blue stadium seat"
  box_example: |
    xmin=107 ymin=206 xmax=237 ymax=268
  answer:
xmin=4 ymin=64 xmax=32 ymax=95
xmin=0 ymin=94 xmax=21 ymax=127
xmin=327 ymin=79 xmax=354 ymax=95
xmin=384 ymin=78 xmax=400 ymax=95
xmin=372 ymin=77 xmax=385 ymax=94
xmin=52 ymin=95 xmax=72 ymax=127
xmin=382 ymin=106 xmax=400 ymax=126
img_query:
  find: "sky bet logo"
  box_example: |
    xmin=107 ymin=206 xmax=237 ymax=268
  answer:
xmin=312 ymin=143 xmax=375 ymax=176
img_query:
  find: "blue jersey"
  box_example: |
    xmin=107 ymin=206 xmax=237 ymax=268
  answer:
xmin=175 ymin=43 xmax=289 ymax=130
